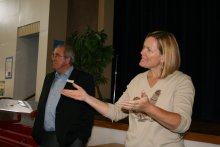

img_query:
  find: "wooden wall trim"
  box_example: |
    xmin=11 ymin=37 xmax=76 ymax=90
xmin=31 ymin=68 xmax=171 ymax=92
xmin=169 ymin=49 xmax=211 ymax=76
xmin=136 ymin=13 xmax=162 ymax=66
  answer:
xmin=184 ymin=132 xmax=220 ymax=145
xmin=17 ymin=21 xmax=40 ymax=37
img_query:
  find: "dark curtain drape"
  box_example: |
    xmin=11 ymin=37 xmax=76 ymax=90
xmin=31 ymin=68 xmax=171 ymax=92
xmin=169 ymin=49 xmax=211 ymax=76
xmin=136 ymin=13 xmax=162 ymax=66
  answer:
xmin=111 ymin=0 xmax=220 ymax=122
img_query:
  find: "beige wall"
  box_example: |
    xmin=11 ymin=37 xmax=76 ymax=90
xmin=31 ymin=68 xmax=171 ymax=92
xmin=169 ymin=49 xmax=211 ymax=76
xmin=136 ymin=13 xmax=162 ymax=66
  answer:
xmin=0 ymin=0 xmax=114 ymax=100
xmin=0 ymin=0 xmax=50 ymax=99
xmin=46 ymin=0 xmax=68 ymax=74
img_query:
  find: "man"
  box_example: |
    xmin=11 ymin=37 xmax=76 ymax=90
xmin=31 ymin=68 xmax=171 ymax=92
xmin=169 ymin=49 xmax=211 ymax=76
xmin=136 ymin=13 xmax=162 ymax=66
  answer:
xmin=32 ymin=45 xmax=95 ymax=147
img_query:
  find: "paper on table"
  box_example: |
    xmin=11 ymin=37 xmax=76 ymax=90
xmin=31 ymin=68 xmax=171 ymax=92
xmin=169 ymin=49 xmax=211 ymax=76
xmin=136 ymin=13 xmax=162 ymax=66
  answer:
xmin=0 ymin=99 xmax=33 ymax=113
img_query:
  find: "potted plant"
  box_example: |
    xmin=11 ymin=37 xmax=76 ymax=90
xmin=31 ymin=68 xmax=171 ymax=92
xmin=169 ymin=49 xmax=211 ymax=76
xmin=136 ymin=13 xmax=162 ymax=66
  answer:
xmin=68 ymin=27 xmax=113 ymax=99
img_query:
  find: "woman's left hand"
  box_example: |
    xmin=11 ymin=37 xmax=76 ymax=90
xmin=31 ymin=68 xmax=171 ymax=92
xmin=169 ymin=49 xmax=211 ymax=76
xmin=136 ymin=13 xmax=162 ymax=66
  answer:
xmin=119 ymin=91 xmax=151 ymax=112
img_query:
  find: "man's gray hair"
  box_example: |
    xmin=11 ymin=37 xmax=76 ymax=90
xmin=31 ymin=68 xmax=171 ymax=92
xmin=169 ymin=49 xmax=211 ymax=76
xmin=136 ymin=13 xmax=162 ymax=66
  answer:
xmin=56 ymin=44 xmax=75 ymax=64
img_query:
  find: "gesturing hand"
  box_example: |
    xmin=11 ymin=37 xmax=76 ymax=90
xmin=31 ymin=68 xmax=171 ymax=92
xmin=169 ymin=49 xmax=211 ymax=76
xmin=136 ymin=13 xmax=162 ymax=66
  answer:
xmin=119 ymin=91 xmax=150 ymax=112
xmin=61 ymin=83 xmax=89 ymax=101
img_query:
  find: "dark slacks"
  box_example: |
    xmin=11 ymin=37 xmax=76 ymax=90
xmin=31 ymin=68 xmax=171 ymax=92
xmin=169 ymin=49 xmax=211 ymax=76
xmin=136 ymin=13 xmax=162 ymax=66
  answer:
xmin=39 ymin=131 xmax=84 ymax=147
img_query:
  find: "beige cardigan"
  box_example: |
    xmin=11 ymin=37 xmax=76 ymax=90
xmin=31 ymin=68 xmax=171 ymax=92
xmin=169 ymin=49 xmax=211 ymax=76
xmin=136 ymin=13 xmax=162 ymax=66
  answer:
xmin=104 ymin=70 xmax=195 ymax=147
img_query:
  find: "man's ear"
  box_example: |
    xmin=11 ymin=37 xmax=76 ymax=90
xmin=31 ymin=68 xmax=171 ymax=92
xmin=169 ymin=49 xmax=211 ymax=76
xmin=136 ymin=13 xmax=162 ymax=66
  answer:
xmin=66 ymin=57 xmax=71 ymax=64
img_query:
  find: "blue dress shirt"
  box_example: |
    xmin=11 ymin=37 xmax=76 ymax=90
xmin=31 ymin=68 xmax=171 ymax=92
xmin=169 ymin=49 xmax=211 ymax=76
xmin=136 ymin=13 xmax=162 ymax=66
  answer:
xmin=44 ymin=66 xmax=73 ymax=131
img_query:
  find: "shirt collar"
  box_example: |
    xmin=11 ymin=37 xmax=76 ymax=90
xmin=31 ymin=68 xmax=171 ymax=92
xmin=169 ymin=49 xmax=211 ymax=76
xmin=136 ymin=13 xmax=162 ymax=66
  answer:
xmin=55 ymin=66 xmax=74 ymax=79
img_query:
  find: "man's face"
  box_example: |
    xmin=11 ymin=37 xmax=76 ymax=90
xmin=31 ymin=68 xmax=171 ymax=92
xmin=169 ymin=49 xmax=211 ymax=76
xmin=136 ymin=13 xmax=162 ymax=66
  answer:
xmin=51 ymin=46 xmax=69 ymax=73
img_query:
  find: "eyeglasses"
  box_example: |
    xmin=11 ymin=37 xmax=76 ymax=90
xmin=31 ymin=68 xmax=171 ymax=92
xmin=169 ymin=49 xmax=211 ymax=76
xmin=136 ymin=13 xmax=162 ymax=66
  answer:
xmin=51 ymin=53 xmax=66 ymax=59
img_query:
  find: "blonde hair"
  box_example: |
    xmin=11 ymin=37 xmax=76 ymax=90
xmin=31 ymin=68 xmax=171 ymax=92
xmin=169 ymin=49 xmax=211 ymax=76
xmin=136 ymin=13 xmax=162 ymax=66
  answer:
xmin=146 ymin=31 xmax=181 ymax=78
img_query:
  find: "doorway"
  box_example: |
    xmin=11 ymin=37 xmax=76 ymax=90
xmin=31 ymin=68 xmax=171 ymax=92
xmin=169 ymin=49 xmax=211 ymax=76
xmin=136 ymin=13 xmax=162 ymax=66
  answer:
xmin=13 ymin=33 xmax=39 ymax=100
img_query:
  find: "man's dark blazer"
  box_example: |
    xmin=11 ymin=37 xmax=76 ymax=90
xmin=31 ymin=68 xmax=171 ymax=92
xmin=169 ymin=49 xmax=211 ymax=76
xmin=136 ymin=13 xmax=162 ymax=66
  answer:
xmin=32 ymin=68 xmax=95 ymax=147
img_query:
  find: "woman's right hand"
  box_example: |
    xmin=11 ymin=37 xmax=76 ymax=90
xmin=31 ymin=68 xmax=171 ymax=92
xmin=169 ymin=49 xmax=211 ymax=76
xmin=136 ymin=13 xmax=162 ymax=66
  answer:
xmin=62 ymin=82 xmax=110 ymax=115
xmin=61 ymin=83 xmax=89 ymax=101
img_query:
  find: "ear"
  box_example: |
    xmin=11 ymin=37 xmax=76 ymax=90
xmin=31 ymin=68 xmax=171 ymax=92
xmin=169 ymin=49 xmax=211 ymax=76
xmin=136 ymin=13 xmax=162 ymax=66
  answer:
xmin=65 ymin=57 xmax=71 ymax=64
xmin=160 ymin=55 xmax=165 ymax=63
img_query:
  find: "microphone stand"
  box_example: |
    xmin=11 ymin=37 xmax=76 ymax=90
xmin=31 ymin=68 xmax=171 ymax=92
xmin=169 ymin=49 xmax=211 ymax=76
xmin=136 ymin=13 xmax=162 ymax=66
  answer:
xmin=112 ymin=55 xmax=118 ymax=104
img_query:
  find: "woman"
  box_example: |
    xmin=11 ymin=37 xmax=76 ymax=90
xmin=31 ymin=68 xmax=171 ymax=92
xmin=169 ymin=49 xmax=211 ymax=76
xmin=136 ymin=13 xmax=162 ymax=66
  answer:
xmin=61 ymin=31 xmax=195 ymax=147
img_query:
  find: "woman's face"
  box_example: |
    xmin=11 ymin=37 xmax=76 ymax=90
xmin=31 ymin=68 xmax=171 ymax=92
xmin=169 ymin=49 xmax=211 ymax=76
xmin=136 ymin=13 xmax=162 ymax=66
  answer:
xmin=139 ymin=37 xmax=164 ymax=70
